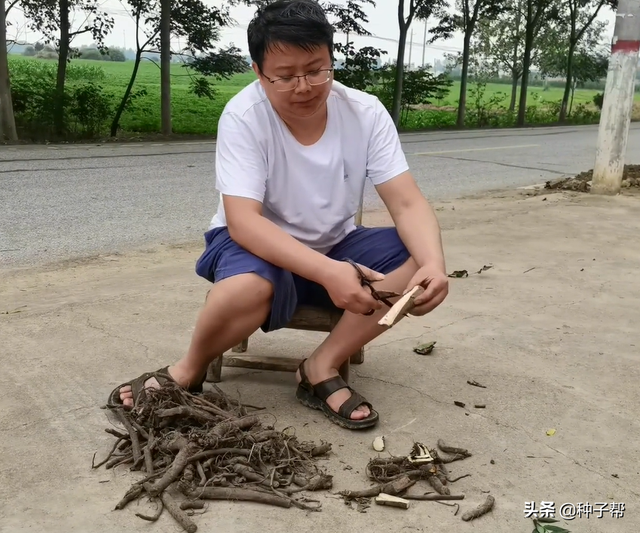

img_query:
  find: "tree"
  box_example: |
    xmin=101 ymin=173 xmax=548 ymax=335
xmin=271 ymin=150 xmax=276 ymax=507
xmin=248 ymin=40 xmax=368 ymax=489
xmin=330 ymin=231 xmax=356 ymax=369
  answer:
xmin=323 ymin=0 xmax=388 ymax=91
xmin=21 ymin=0 xmax=114 ymax=136
xmin=555 ymin=0 xmax=616 ymax=122
xmin=453 ymin=0 xmax=505 ymax=127
xmin=160 ymin=0 xmax=171 ymax=134
xmin=473 ymin=0 xmax=527 ymax=111
xmin=0 ymin=0 xmax=17 ymax=140
xmin=109 ymin=0 xmax=247 ymax=137
xmin=392 ymin=0 xmax=452 ymax=126
xmin=516 ymin=0 xmax=558 ymax=126
xmin=537 ymin=21 xmax=609 ymax=114
xmin=373 ymin=62 xmax=452 ymax=122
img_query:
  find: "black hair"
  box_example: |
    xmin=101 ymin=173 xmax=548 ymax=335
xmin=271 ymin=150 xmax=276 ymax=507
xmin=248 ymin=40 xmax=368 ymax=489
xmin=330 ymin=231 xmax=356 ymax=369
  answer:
xmin=247 ymin=0 xmax=334 ymax=71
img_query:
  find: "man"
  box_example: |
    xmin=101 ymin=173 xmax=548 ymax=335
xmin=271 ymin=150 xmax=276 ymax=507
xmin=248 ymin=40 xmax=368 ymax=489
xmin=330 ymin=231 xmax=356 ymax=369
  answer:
xmin=109 ymin=0 xmax=449 ymax=430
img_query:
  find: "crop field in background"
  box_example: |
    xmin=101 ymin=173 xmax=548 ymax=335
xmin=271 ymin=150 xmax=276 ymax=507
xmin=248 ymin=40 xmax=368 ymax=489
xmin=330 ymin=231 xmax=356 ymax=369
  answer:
xmin=9 ymin=55 xmax=640 ymax=137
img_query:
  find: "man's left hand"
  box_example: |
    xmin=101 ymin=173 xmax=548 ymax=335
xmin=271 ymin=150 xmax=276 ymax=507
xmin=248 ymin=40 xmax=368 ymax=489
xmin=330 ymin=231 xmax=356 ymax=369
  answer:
xmin=405 ymin=264 xmax=449 ymax=316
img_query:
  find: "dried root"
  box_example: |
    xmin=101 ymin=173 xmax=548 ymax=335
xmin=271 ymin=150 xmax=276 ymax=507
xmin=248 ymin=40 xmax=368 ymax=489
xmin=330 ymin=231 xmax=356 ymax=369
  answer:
xmin=461 ymin=494 xmax=495 ymax=521
xmin=96 ymin=382 xmax=334 ymax=531
xmin=341 ymin=440 xmax=476 ymax=511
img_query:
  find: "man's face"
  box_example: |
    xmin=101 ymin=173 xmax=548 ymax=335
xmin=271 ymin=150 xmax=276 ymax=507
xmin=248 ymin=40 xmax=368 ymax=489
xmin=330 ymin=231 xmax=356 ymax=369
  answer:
xmin=254 ymin=43 xmax=333 ymax=121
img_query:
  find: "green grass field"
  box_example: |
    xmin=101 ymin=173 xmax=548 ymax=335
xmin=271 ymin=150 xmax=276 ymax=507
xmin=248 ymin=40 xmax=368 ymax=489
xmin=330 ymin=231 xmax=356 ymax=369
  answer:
xmin=9 ymin=55 xmax=640 ymax=136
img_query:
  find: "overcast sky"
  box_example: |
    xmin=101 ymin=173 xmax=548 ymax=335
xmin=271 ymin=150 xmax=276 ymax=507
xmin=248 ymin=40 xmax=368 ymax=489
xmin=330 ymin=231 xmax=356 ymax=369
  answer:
xmin=7 ymin=0 xmax=617 ymax=66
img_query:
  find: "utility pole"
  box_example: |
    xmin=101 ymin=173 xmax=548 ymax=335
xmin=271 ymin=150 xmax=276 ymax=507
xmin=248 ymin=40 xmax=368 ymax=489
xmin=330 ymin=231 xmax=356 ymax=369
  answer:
xmin=408 ymin=28 xmax=413 ymax=70
xmin=591 ymin=0 xmax=640 ymax=195
xmin=160 ymin=0 xmax=172 ymax=135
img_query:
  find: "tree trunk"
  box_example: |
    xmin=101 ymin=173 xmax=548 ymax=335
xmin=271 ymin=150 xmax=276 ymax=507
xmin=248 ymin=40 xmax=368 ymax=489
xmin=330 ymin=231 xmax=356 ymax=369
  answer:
xmin=456 ymin=33 xmax=472 ymax=127
xmin=516 ymin=1 xmax=535 ymax=127
xmin=110 ymin=50 xmax=143 ymax=137
xmin=54 ymin=0 xmax=70 ymax=137
xmin=0 ymin=0 xmax=17 ymax=140
xmin=509 ymin=71 xmax=519 ymax=112
xmin=391 ymin=26 xmax=408 ymax=127
xmin=569 ymin=80 xmax=576 ymax=116
xmin=559 ymin=42 xmax=575 ymax=122
xmin=160 ymin=0 xmax=172 ymax=135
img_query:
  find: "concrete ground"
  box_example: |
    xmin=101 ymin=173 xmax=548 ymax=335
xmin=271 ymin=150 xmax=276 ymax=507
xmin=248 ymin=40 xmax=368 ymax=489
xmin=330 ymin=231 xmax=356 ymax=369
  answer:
xmin=1 ymin=186 xmax=639 ymax=532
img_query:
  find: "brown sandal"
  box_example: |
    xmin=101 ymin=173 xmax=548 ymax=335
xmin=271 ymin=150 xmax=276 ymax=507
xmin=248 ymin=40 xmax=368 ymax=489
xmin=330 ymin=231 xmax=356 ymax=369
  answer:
xmin=295 ymin=359 xmax=378 ymax=430
xmin=106 ymin=366 xmax=205 ymax=409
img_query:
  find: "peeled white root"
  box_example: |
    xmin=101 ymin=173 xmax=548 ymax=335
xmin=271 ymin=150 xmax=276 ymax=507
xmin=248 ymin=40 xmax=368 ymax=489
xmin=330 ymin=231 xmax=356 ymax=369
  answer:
xmin=372 ymin=436 xmax=386 ymax=452
xmin=375 ymin=493 xmax=410 ymax=509
xmin=378 ymin=286 xmax=425 ymax=328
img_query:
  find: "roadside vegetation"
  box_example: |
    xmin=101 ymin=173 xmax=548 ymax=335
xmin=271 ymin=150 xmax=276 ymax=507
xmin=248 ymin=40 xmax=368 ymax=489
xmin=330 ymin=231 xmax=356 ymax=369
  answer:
xmin=1 ymin=0 xmax=637 ymax=142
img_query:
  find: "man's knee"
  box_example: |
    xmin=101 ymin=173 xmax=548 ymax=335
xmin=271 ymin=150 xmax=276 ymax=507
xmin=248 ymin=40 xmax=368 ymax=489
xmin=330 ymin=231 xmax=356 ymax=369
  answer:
xmin=209 ymin=272 xmax=275 ymax=310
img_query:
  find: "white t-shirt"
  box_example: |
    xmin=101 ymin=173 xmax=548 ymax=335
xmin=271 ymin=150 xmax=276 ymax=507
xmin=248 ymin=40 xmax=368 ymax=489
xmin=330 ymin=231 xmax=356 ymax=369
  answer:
xmin=209 ymin=79 xmax=409 ymax=253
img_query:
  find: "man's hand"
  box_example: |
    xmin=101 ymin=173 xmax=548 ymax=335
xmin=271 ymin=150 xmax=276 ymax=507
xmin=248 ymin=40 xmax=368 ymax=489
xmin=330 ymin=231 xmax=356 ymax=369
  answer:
xmin=405 ymin=263 xmax=449 ymax=316
xmin=322 ymin=260 xmax=385 ymax=315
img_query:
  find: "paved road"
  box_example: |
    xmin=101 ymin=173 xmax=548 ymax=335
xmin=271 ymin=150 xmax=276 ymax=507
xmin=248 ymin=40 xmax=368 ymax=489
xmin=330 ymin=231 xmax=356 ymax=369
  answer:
xmin=2 ymin=124 xmax=639 ymax=268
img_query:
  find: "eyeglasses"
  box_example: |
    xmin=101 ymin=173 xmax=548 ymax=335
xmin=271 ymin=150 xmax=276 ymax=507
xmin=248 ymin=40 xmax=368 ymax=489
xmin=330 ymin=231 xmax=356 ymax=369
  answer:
xmin=264 ymin=68 xmax=334 ymax=92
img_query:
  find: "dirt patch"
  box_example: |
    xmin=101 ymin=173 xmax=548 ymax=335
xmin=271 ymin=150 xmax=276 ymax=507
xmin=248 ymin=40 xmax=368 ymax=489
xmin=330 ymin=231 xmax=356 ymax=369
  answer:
xmin=545 ymin=164 xmax=640 ymax=192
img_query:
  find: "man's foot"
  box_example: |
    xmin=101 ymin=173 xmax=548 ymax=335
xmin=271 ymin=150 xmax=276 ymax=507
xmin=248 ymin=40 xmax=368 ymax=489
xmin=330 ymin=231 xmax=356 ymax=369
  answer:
xmin=108 ymin=363 xmax=205 ymax=409
xmin=295 ymin=358 xmax=378 ymax=429
xmin=296 ymin=361 xmax=370 ymax=419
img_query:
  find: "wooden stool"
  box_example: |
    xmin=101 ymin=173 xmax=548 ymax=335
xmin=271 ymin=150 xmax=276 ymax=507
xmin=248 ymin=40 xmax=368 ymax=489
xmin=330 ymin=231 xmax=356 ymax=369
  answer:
xmin=205 ymin=305 xmax=364 ymax=384
xmin=206 ymin=203 xmax=365 ymax=385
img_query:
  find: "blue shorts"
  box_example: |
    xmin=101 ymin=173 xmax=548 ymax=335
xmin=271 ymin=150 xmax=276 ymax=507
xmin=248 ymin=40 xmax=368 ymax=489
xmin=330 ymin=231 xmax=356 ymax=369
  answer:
xmin=194 ymin=226 xmax=411 ymax=332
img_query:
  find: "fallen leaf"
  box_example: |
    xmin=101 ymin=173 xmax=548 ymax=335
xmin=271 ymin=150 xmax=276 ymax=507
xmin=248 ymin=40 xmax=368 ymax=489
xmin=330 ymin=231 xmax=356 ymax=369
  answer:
xmin=413 ymin=341 xmax=436 ymax=355
xmin=454 ymin=401 xmax=466 ymax=408
xmin=448 ymin=270 xmax=468 ymax=278
xmin=546 ymin=429 xmax=556 ymax=436
xmin=467 ymin=379 xmax=487 ymax=388
xmin=476 ymin=265 xmax=493 ymax=274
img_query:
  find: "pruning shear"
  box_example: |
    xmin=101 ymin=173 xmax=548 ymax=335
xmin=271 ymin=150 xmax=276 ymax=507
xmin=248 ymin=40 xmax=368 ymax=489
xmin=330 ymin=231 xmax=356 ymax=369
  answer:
xmin=345 ymin=259 xmax=401 ymax=315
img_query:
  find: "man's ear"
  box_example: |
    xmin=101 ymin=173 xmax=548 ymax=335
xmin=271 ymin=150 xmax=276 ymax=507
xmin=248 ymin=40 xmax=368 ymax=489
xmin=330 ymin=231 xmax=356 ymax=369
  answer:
xmin=252 ymin=62 xmax=268 ymax=90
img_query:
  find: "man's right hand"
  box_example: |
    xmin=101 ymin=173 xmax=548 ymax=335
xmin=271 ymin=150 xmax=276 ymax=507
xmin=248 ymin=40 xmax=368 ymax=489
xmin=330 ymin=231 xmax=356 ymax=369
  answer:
xmin=322 ymin=260 xmax=386 ymax=315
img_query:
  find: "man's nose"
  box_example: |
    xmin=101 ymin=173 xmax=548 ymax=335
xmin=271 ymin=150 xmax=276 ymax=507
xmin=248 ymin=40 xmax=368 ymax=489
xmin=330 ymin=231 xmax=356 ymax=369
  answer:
xmin=294 ymin=75 xmax=312 ymax=93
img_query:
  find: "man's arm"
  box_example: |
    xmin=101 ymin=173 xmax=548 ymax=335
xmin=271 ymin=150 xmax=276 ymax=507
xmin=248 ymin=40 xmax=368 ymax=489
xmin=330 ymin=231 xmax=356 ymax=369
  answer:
xmin=365 ymin=98 xmax=446 ymax=274
xmin=365 ymin=99 xmax=448 ymax=314
xmin=223 ymin=195 xmax=334 ymax=285
xmin=375 ymin=172 xmax=446 ymax=273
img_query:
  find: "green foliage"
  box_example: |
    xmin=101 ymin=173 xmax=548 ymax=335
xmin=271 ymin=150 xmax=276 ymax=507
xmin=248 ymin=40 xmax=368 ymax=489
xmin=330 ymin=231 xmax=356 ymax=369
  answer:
xmin=323 ymin=0 xmax=376 ymax=36
xmin=593 ymin=92 xmax=604 ymax=109
xmin=466 ymin=81 xmax=510 ymax=127
xmin=21 ymin=0 xmax=114 ymax=54
xmin=370 ymin=63 xmax=453 ymax=124
xmin=530 ymin=517 xmax=572 ymax=533
xmin=333 ymin=46 xmax=386 ymax=91
xmin=186 ymin=45 xmax=250 ymax=99
xmin=9 ymin=58 xmax=112 ymax=139
xmin=78 ymin=46 xmax=127 ymax=62
xmin=10 ymin=56 xmax=625 ymax=140
xmin=7 ymin=57 xmax=148 ymax=140
xmin=324 ymin=0 xmax=388 ymax=92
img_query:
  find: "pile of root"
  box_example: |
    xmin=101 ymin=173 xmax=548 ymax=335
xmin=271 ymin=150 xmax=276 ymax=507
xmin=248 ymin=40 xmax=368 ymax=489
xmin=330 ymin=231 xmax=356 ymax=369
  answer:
xmin=339 ymin=440 xmax=495 ymax=522
xmin=94 ymin=382 xmax=333 ymax=532
xmin=545 ymin=164 xmax=640 ymax=192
